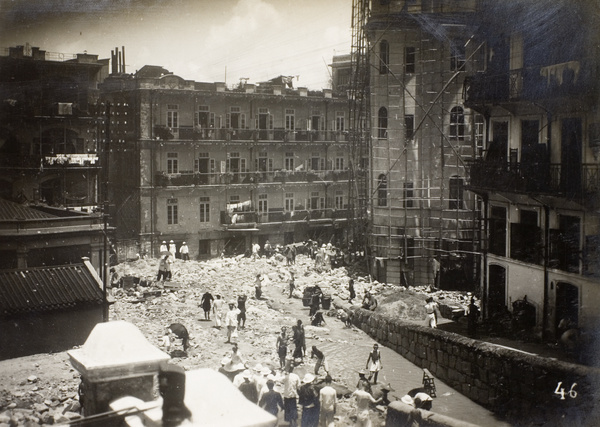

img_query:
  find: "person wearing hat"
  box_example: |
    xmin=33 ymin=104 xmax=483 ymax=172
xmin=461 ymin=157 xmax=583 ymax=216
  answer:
xmin=168 ymin=240 xmax=177 ymax=258
xmin=259 ymin=378 xmax=284 ymax=417
xmin=276 ymin=326 xmax=289 ymax=370
xmin=225 ymin=301 xmax=239 ymax=343
xmin=413 ymin=392 xmax=433 ymax=410
xmin=365 ymin=343 xmax=382 ymax=384
xmin=282 ymin=365 xmax=301 ymax=427
xmin=356 ymin=370 xmax=372 ymax=395
xmin=298 ymin=373 xmax=319 ymax=427
xmin=212 ymin=295 xmax=225 ymax=329
xmin=254 ymin=365 xmax=272 ymax=399
xmin=319 ymin=375 xmax=336 ymax=427
xmin=425 ymin=296 xmax=440 ymax=328
xmin=160 ymin=240 xmax=168 ymax=254
xmin=238 ymin=370 xmax=258 ymax=403
xmin=380 ymin=384 xmax=393 ymax=406
xmin=400 ymin=394 xmax=415 ymax=407
xmin=179 ymin=241 xmax=189 ymax=261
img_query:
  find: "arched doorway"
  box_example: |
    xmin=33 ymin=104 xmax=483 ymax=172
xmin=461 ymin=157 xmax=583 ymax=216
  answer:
xmin=488 ymin=264 xmax=506 ymax=316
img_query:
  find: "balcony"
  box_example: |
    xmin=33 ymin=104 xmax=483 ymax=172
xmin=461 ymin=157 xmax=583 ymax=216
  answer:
xmin=0 ymin=154 xmax=100 ymax=170
xmin=468 ymin=158 xmax=599 ymax=200
xmin=464 ymin=61 xmax=597 ymax=107
xmin=220 ymin=208 xmax=349 ymax=228
xmin=154 ymin=126 xmax=349 ymax=143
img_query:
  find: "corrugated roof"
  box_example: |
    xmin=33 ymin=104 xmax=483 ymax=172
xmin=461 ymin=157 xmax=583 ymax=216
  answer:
xmin=0 ymin=263 xmax=104 ymax=317
xmin=0 ymin=198 xmax=58 ymax=220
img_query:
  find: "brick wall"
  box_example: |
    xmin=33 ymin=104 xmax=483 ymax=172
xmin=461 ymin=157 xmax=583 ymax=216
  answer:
xmin=350 ymin=307 xmax=600 ymax=425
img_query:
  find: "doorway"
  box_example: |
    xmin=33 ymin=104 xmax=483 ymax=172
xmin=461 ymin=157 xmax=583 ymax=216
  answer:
xmin=555 ymin=282 xmax=579 ymax=330
xmin=488 ymin=264 xmax=506 ymax=316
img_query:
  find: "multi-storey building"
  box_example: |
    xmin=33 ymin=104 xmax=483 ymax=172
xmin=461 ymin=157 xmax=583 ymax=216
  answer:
xmin=365 ymin=0 xmax=482 ymax=289
xmin=101 ymin=67 xmax=351 ymax=259
xmin=0 ymin=44 xmax=109 ymax=208
xmin=0 ymin=45 xmax=112 ymax=276
xmin=464 ymin=0 xmax=600 ymax=337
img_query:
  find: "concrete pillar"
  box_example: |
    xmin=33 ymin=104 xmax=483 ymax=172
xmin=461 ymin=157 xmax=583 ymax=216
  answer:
xmin=68 ymin=321 xmax=170 ymax=416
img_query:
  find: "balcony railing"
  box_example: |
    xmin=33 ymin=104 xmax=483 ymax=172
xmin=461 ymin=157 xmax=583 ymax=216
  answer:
xmin=0 ymin=154 xmax=101 ymax=169
xmin=464 ymin=61 xmax=596 ymax=105
xmin=153 ymin=126 xmax=349 ymax=143
xmin=154 ymin=169 xmax=351 ymax=187
xmin=468 ymin=159 xmax=599 ymax=198
xmin=220 ymin=208 xmax=349 ymax=226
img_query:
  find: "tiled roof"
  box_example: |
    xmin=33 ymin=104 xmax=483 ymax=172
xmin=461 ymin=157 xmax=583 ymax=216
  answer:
xmin=0 ymin=263 xmax=104 ymax=317
xmin=0 ymin=199 xmax=58 ymax=220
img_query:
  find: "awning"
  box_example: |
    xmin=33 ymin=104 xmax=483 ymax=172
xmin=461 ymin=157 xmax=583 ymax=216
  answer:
xmin=485 ymin=191 xmax=585 ymax=212
xmin=226 ymin=228 xmax=259 ymax=232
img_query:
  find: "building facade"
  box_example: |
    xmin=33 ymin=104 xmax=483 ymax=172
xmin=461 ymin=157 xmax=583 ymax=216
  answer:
xmin=464 ymin=0 xmax=600 ymax=337
xmin=101 ymin=68 xmax=351 ymax=259
xmin=0 ymin=44 xmax=109 ymax=209
xmin=366 ymin=0 xmax=482 ymax=289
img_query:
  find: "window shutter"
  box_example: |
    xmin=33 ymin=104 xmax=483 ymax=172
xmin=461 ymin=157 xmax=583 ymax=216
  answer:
xmin=269 ymin=114 xmax=274 ymax=130
xmin=268 ymin=158 xmax=273 ymax=171
xmin=210 ymin=159 xmax=215 ymax=173
xmin=328 ymin=159 xmax=333 ymax=170
xmin=194 ymin=112 xmax=199 ymax=126
xmin=320 ymin=158 xmax=326 ymax=171
xmin=226 ymin=113 xmax=230 ymax=129
xmin=194 ymin=159 xmax=199 ymax=173
xmin=254 ymin=158 xmax=258 ymax=171
xmin=241 ymin=113 xmax=246 ymax=129
xmin=241 ymin=158 xmax=247 ymax=172
xmin=210 ymin=113 xmax=215 ymax=128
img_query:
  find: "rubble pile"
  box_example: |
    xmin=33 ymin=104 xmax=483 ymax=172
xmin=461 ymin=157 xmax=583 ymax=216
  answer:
xmin=0 ymin=253 xmax=471 ymax=425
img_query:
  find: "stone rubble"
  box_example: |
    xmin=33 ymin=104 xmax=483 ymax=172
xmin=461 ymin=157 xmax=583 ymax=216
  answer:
xmin=0 ymin=253 xmax=471 ymax=425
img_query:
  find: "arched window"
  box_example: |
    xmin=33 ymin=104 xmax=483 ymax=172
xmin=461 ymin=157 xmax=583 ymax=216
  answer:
xmin=378 ymin=107 xmax=388 ymax=138
xmin=379 ymin=40 xmax=389 ymax=74
xmin=449 ymin=106 xmax=465 ymax=140
xmin=377 ymin=174 xmax=388 ymax=207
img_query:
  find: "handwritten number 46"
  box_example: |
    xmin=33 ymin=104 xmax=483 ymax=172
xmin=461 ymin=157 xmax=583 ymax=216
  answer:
xmin=555 ymin=382 xmax=578 ymax=400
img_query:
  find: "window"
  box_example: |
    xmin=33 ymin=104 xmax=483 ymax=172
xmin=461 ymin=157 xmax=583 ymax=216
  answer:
xmin=285 ymin=109 xmax=295 ymax=130
xmin=378 ymin=174 xmax=387 ymax=207
xmin=405 ymin=115 xmax=414 ymax=140
xmin=379 ymin=40 xmax=389 ymax=74
xmin=449 ymin=176 xmax=464 ymax=209
xmin=403 ymin=182 xmax=414 ymax=208
xmin=335 ymin=190 xmax=344 ymax=209
xmin=311 ymin=153 xmax=324 ymax=171
xmin=167 ymin=198 xmax=178 ymax=225
xmin=226 ymin=107 xmax=245 ymax=129
xmin=229 ymin=195 xmax=240 ymax=203
xmin=167 ymin=152 xmax=178 ymax=174
xmin=256 ymin=152 xmax=273 ymax=172
xmin=474 ymin=114 xmax=484 ymax=157
xmin=336 ymin=111 xmax=345 ymax=131
xmin=450 ymin=40 xmax=466 ymax=71
xmin=167 ymin=105 xmax=178 ymax=128
xmin=285 ymin=152 xmax=295 ymax=170
xmin=199 ymin=197 xmax=210 ymax=223
xmin=405 ymin=47 xmax=416 ymax=73
xmin=335 ymin=156 xmax=344 ymax=171
xmin=378 ymin=107 xmax=388 ymax=138
xmin=285 ymin=193 xmax=294 ymax=211
xmin=450 ymin=107 xmax=465 ymax=140
xmin=310 ymin=191 xmax=324 ymax=210
xmin=258 ymin=194 xmax=268 ymax=214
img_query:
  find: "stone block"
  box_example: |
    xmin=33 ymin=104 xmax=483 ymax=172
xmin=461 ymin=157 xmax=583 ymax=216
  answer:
xmin=449 ymin=355 xmax=456 ymax=369
xmin=461 ymin=361 xmax=472 ymax=375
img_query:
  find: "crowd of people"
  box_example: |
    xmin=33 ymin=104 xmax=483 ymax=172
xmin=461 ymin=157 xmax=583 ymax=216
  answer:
xmin=154 ymin=241 xmax=441 ymax=426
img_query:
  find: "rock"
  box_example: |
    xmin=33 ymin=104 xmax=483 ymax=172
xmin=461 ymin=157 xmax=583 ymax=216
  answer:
xmin=27 ymin=375 xmax=38 ymax=383
xmin=33 ymin=403 xmax=48 ymax=413
xmin=0 ymin=413 xmax=10 ymax=424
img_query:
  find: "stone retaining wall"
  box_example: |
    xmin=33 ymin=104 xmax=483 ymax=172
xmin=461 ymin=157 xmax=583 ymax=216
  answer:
xmin=387 ymin=401 xmax=480 ymax=427
xmin=349 ymin=307 xmax=600 ymax=425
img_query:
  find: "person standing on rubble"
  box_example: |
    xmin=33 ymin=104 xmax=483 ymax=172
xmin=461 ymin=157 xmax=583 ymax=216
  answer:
xmin=348 ymin=278 xmax=356 ymax=303
xmin=365 ymin=344 xmax=382 ymax=384
xmin=292 ymin=319 xmax=306 ymax=362
xmin=179 ymin=242 xmax=189 ymax=261
xmin=157 ymin=255 xmax=169 ymax=282
xmin=201 ymin=291 xmax=214 ymax=321
xmin=159 ymin=240 xmax=168 ymax=254
xmin=225 ymin=302 xmax=239 ymax=343
xmin=237 ymin=293 xmax=248 ymax=329
xmin=282 ymin=365 xmax=301 ymax=427
xmin=255 ymin=274 xmax=263 ymax=299
xmin=213 ymin=295 xmax=225 ymax=329
xmin=425 ymin=297 xmax=439 ymax=328
xmin=289 ymin=271 xmax=295 ymax=298
xmin=277 ymin=326 xmax=289 ymax=370
xmin=319 ymin=375 xmax=337 ymax=427
xmin=168 ymin=240 xmax=177 ymax=258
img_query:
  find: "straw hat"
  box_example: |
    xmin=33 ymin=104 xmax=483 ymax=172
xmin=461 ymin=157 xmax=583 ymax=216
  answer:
xmin=261 ymin=367 xmax=272 ymax=376
xmin=401 ymin=395 xmax=415 ymax=407
xmin=242 ymin=370 xmax=252 ymax=379
xmin=253 ymin=363 xmax=264 ymax=372
xmin=302 ymin=373 xmax=315 ymax=384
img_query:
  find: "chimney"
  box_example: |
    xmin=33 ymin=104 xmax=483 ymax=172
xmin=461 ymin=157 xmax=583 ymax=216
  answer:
xmin=273 ymin=85 xmax=282 ymax=95
xmin=121 ymin=46 xmax=126 ymax=73
xmin=323 ymin=89 xmax=332 ymax=98
xmin=111 ymin=50 xmax=117 ymax=74
xmin=298 ymin=87 xmax=308 ymax=97
xmin=245 ymin=84 xmax=255 ymax=94
xmin=118 ymin=50 xmax=122 ymax=74
xmin=215 ymin=82 xmax=226 ymax=92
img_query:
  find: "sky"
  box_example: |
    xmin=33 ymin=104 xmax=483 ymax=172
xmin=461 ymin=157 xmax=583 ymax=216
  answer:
xmin=0 ymin=0 xmax=353 ymax=89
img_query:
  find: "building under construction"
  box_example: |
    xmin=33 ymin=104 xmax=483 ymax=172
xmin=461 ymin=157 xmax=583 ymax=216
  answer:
xmin=354 ymin=0 xmax=484 ymax=289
